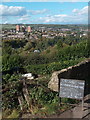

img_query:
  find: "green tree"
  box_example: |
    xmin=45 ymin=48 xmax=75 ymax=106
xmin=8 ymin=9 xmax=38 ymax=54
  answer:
xmin=57 ymin=40 xmax=63 ymax=50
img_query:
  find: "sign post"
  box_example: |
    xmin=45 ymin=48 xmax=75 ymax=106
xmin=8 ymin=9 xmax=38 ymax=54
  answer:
xmin=82 ymin=99 xmax=84 ymax=111
xmin=59 ymin=78 xmax=85 ymax=110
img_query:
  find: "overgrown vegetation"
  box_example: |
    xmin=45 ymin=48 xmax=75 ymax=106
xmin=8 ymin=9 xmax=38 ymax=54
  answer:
xmin=2 ymin=25 xmax=90 ymax=118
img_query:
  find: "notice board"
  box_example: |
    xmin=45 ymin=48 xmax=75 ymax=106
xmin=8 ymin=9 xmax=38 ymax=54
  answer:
xmin=59 ymin=78 xmax=85 ymax=100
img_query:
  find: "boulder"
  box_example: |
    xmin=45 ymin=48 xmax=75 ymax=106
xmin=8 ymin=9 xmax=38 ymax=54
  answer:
xmin=48 ymin=58 xmax=90 ymax=93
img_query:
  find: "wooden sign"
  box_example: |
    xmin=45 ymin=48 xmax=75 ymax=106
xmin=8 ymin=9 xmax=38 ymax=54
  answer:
xmin=59 ymin=78 xmax=85 ymax=100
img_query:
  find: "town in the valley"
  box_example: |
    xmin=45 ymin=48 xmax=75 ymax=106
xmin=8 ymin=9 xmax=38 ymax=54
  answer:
xmin=1 ymin=24 xmax=88 ymax=40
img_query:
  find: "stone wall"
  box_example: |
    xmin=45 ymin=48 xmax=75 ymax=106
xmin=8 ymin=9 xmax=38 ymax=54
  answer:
xmin=48 ymin=58 xmax=90 ymax=95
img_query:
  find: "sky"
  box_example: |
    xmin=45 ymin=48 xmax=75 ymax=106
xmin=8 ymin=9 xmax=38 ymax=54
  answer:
xmin=2 ymin=0 xmax=90 ymax=2
xmin=0 ymin=1 xmax=89 ymax=24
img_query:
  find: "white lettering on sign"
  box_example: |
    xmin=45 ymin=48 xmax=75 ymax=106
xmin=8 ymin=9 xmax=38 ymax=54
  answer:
xmin=59 ymin=78 xmax=85 ymax=100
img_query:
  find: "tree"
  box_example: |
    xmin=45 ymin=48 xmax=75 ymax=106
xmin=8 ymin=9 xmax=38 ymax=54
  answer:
xmin=57 ymin=40 xmax=63 ymax=50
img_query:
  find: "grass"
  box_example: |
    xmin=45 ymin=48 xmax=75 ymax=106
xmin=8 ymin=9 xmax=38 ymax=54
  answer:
xmin=30 ymin=102 xmax=60 ymax=117
xmin=3 ymin=109 xmax=19 ymax=119
xmin=7 ymin=109 xmax=19 ymax=119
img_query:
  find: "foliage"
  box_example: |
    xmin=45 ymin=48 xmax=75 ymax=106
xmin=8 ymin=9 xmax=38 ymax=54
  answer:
xmin=57 ymin=40 xmax=90 ymax=61
xmin=2 ymin=53 xmax=22 ymax=71
xmin=57 ymin=39 xmax=63 ymax=49
xmin=26 ymin=58 xmax=85 ymax=75
xmin=3 ymin=109 xmax=19 ymax=119
xmin=7 ymin=109 xmax=19 ymax=119
xmin=2 ymin=28 xmax=90 ymax=117
xmin=2 ymin=74 xmax=22 ymax=110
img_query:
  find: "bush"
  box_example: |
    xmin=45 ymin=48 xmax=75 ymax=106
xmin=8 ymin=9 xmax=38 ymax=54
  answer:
xmin=25 ymin=58 xmax=85 ymax=75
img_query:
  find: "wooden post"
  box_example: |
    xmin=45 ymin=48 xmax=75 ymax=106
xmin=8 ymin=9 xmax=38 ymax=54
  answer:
xmin=82 ymin=99 xmax=84 ymax=111
xmin=18 ymin=96 xmax=24 ymax=111
xmin=22 ymin=78 xmax=33 ymax=113
xmin=22 ymin=78 xmax=31 ymax=107
xmin=82 ymin=99 xmax=84 ymax=118
xmin=59 ymin=97 xmax=61 ymax=107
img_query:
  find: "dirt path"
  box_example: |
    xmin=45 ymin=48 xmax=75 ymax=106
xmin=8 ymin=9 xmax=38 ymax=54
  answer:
xmin=56 ymin=94 xmax=90 ymax=119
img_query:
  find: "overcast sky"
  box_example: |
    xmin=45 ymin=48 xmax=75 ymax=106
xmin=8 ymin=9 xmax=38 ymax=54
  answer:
xmin=0 ymin=2 xmax=88 ymax=24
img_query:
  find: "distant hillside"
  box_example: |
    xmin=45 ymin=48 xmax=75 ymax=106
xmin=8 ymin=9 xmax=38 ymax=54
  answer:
xmin=1 ymin=24 xmax=88 ymax=31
